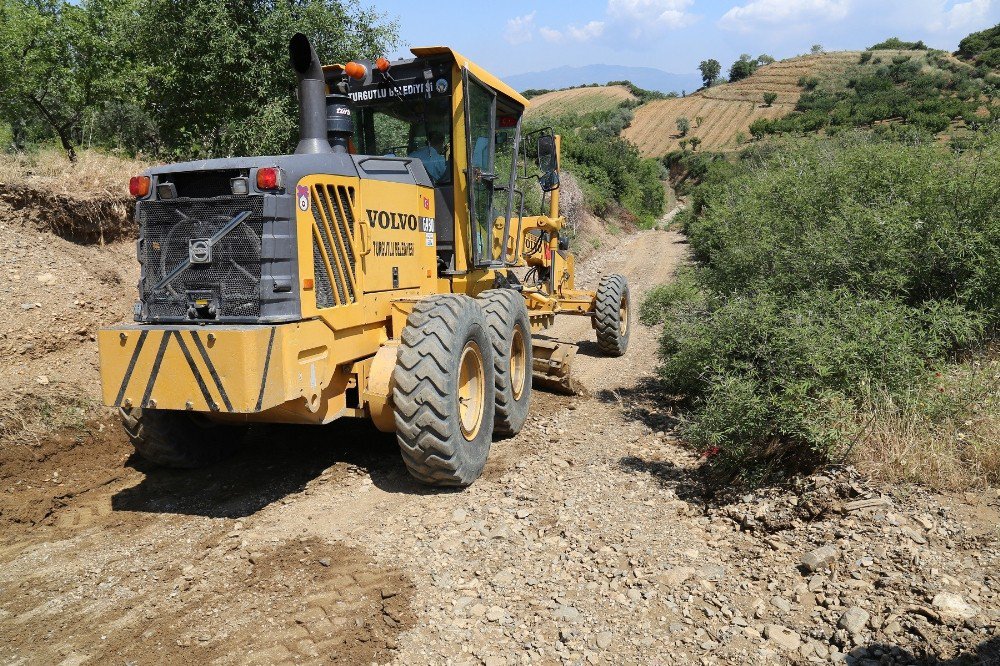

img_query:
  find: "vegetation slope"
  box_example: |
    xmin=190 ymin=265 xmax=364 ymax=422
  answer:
xmin=641 ymin=24 xmax=1000 ymax=490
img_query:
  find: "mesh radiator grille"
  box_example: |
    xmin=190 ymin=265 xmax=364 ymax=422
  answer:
xmin=138 ymin=196 xmax=264 ymax=320
xmin=311 ymin=185 xmax=358 ymax=308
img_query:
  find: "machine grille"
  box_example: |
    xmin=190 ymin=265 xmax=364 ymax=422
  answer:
xmin=138 ymin=196 xmax=264 ymax=320
xmin=311 ymin=184 xmax=358 ymax=308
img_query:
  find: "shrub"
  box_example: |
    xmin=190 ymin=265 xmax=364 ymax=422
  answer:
xmin=676 ymin=117 xmax=691 ymax=136
xmin=763 ymin=92 xmax=778 ymax=106
xmin=650 ymin=132 xmax=1000 ymax=480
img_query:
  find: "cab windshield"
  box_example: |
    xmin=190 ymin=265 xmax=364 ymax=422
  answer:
xmin=353 ymin=97 xmax=452 ymax=185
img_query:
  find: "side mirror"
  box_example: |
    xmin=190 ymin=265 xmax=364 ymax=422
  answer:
xmin=537 ymin=135 xmax=560 ymax=192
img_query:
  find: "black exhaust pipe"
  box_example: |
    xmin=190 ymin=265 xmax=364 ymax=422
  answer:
xmin=289 ymin=33 xmax=333 ymax=155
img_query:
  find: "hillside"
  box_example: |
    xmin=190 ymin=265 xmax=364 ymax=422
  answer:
xmin=525 ymin=85 xmax=638 ymax=118
xmin=506 ymin=63 xmax=701 ymax=95
xmin=623 ymin=50 xmax=933 ymax=156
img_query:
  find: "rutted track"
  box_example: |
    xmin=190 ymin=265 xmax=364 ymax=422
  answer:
xmin=2 ymin=227 xmax=998 ymax=665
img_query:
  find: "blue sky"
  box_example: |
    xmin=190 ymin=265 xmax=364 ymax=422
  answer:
xmin=378 ymin=0 xmax=1000 ymax=78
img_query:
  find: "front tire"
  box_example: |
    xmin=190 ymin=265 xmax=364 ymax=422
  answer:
xmin=595 ymin=274 xmax=631 ymax=356
xmin=120 ymin=407 xmax=245 ymax=468
xmin=478 ymin=289 xmax=533 ymax=437
xmin=392 ymin=295 xmax=496 ymax=486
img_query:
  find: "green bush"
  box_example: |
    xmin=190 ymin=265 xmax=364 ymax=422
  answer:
xmin=648 ymin=132 xmax=1000 ymax=479
xmin=527 ymin=110 xmax=665 ymax=224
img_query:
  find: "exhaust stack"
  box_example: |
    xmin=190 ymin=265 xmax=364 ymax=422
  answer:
xmin=289 ymin=33 xmax=333 ymax=155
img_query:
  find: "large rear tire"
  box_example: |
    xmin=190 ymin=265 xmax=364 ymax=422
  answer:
xmin=120 ymin=407 xmax=246 ymax=468
xmin=478 ymin=289 xmax=533 ymax=437
xmin=595 ymin=273 xmax=631 ymax=356
xmin=392 ymin=295 xmax=496 ymax=486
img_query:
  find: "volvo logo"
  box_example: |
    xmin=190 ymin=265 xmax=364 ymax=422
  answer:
xmin=189 ymin=238 xmax=212 ymax=264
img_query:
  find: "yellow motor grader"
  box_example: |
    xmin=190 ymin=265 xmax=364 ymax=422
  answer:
xmin=98 ymin=34 xmax=631 ymax=486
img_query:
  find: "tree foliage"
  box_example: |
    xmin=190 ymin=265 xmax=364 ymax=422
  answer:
xmin=698 ymin=59 xmax=721 ymax=88
xmin=0 ymin=0 xmax=398 ymax=159
xmin=957 ymin=22 xmax=1000 ymax=68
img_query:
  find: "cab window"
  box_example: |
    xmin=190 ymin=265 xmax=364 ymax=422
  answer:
xmin=353 ymin=97 xmax=453 ymax=185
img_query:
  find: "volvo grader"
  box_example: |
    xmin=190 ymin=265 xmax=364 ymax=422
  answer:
xmin=98 ymin=34 xmax=631 ymax=486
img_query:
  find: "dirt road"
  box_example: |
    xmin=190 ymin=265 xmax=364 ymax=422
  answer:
xmin=2 ymin=228 xmax=999 ymax=665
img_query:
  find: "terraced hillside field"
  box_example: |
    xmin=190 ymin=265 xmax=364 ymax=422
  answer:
xmin=623 ymin=50 xmax=927 ymax=156
xmin=525 ymin=85 xmax=637 ymax=118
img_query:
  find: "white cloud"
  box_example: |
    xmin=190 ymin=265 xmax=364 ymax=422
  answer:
xmin=930 ymin=0 xmax=995 ymax=31
xmin=608 ymin=0 xmax=698 ymax=31
xmin=504 ymin=11 xmax=536 ymax=45
xmin=568 ymin=21 xmax=607 ymax=40
xmin=541 ymin=0 xmax=697 ymax=45
xmin=540 ymin=20 xmax=606 ymax=43
xmin=719 ymin=0 xmax=852 ymax=32
xmin=539 ymin=26 xmax=564 ymax=43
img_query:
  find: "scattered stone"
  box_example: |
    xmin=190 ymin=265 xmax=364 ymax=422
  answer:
xmin=657 ymin=566 xmax=695 ymax=589
xmin=844 ymin=498 xmax=889 ymax=512
xmin=553 ymin=605 xmax=582 ymax=623
xmin=771 ymin=596 xmax=792 ymax=613
xmin=801 ymin=545 xmax=838 ymax=572
xmin=596 ymin=632 xmax=612 ymax=650
xmin=764 ymin=624 xmax=801 ymax=652
xmin=901 ymin=527 xmax=927 ymax=545
xmin=932 ymin=593 xmax=976 ymax=622
xmin=838 ymin=607 xmax=870 ymax=634
xmin=36 ymin=273 xmax=56 ymax=286
xmin=486 ymin=606 xmax=504 ymax=622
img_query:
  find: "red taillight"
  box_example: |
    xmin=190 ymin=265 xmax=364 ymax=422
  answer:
xmin=129 ymin=175 xmax=150 ymax=198
xmin=256 ymin=167 xmax=282 ymax=190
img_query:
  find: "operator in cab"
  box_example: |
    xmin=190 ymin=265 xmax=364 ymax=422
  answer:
xmin=409 ymin=130 xmax=448 ymax=183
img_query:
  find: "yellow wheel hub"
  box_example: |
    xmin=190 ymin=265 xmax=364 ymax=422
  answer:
xmin=619 ymin=294 xmax=629 ymax=337
xmin=458 ymin=342 xmax=486 ymax=441
xmin=510 ymin=326 xmax=527 ymax=401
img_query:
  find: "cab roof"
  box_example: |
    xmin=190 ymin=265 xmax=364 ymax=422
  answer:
xmin=409 ymin=46 xmax=530 ymax=108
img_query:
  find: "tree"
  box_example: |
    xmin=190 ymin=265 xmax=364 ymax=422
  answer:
xmin=679 ymin=138 xmax=689 ymax=151
xmin=757 ymin=54 xmax=776 ymax=66
xmin=811 ymin=44 xmax=824 ymax=54
xmin=0 ymin=0 xmax=399 ymax=160
xmin=689 ymin=137 xmax=702 ymax=151
xmin=698 ymin=59 xmax=721 ymax=88
xmin=729 ymin=55 xmax=756 ymax=82
xmin=0 ymin=0 xmax=141 ymax=161
xmin=676 ymin=117 xmax=691 ymax=136
xmin=132 ymin=0 xmax=398 ymax=158
xmin=763 ymin=92 xmax=778 ymax=107
xmin=695 ymin=116 xmax=704 ymax=128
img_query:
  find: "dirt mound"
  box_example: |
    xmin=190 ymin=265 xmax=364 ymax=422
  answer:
xmin=0 ymin=193 xmax=137 ymax=448
xmin=0 ymin=183 xmax=134 ymax=243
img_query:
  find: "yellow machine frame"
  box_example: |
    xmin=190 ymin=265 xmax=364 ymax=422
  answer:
xmin=98 ymin=46 xmax=601 ymax=428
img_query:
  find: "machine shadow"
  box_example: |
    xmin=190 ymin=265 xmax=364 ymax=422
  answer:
xmin=845 ymin=636 xmax=1000 ymax=665
xmin=111 ymin=417 xmax=446 ymax=519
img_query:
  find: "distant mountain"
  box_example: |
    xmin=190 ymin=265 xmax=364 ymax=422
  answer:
xmin=504 ymin=64 xmax=702 ymax=95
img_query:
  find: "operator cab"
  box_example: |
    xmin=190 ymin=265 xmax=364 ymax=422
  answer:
xmin=340 ymin=49 xmax=528 ymax=274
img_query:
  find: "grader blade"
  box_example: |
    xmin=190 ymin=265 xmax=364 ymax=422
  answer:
xmin=531 ymin=339 xmax=581 ymax=395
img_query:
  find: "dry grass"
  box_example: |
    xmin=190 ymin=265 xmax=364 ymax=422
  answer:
xmin=624 ymin=97 xmax=786 ymax=155
xmin=526 ymin=85 xmax=637 ymax=118
xmin=0 ymin=148 xmax=150 ymax=199
xmin=853 ymin=357 xmax=1000 ymax=491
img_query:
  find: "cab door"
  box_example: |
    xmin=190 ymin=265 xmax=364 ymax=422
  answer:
xmin=462 ymin=68 xmax=500 ymax=268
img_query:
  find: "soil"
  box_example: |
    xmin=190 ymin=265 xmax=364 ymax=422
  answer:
xmin=2 ymin=208 xmax=999 ymax=665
